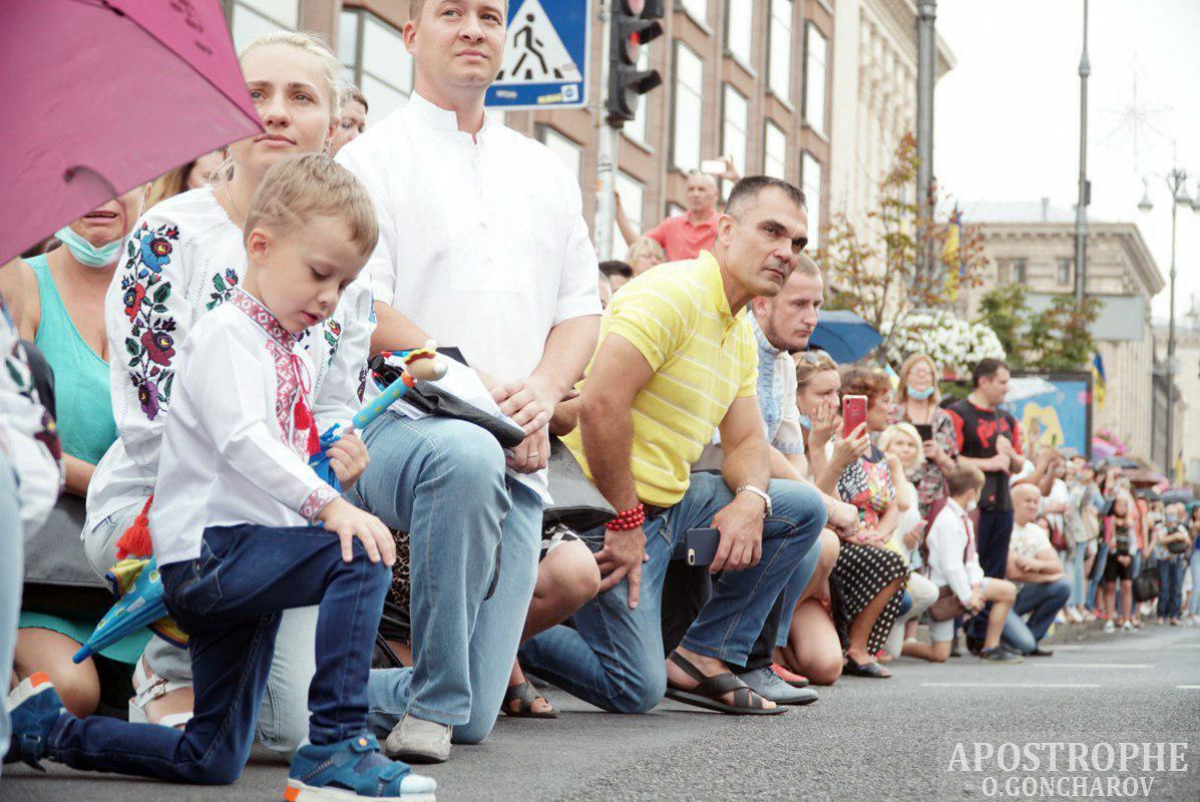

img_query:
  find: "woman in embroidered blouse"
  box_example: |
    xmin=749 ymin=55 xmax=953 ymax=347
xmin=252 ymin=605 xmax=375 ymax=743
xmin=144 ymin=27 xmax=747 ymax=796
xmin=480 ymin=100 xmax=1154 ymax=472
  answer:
xmin=81 ymin=32 xmax=367 ymax=747
xmin=3 ymin=189 xmax=149 ymax=718
xmin=892 ymin=353 xmax=958 ymax=519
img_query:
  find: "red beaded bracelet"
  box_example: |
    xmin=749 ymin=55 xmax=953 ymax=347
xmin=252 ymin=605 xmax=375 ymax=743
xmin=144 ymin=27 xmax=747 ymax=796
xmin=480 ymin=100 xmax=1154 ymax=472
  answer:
xmin=606 ymin=503 xmax=646 ymax=531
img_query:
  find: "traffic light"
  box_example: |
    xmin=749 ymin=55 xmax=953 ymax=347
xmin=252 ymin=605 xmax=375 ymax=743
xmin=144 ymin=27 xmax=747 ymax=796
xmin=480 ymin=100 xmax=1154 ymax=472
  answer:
xmin=607 ymin=0 xmax=664 ymax=124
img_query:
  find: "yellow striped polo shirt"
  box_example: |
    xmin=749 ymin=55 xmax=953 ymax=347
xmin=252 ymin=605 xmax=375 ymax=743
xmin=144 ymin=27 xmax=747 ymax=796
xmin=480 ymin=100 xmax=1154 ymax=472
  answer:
xmin=562 ymin=251 xmax=757 ymax=507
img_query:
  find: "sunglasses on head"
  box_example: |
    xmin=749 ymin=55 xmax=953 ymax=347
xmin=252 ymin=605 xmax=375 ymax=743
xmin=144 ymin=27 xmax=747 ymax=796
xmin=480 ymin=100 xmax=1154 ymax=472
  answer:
xmin=797 ymin=350 xmax=833 ymax=364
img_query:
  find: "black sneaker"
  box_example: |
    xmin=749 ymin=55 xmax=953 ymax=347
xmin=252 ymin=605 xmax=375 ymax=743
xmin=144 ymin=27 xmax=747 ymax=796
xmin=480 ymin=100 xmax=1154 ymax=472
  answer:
xmin=965 ymin=635 xmax=982 ymax=656
xmin=980 ymin=646 xmax=1024 ymax=663
xmin=1028 ymin=646 xmax=1054 ymax=657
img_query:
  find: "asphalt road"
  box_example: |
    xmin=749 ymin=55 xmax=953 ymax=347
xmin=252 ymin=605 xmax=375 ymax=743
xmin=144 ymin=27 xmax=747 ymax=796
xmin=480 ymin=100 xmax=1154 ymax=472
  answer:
xmin=4 ymin=622 xmax=1199 ymax=801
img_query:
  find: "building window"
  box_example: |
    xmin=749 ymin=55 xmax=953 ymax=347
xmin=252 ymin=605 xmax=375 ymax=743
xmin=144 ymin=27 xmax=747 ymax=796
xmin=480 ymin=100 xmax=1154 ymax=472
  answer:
xmin=624 ymin=45 xmax=652 ymax=143
xmin=228 ymin=0 xmax=299 ymax=50
xmin=680 ymin=0 xmax=707 ymax=25
xmin=614 ymin=172 xmax=645 ymax=261
xmin=538 ymin=126 xmax=582 ymax=182
xmin=1012 ymin=258 xmax=1028 ymax=284
xmin=339 ymin=10 xmax=414 ymax=127
xmin=801 ymin=152 xmax=822 ymax=248
xmin=803 ymin=22 xmax=828 ymax=136
xmin=721 ymin=85 xmax=749 ymax=196
xmin=672 ymin=42 xmax=704 ymax=172
xmin=725 ymin=0 xmax=753 ymax=64
xmin=768 ymin=0 xmax=793 ymax=100
xmin=1057 ymin=258 xmax=1073 ymax=285
xmin=764 ymin=121 xmax=787 ymax=179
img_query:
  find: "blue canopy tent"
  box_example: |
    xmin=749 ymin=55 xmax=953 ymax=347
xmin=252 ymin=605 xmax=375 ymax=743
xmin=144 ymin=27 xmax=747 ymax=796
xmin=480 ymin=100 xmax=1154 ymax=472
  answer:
xmin=808 ymin=310 xmax=882 ymax=365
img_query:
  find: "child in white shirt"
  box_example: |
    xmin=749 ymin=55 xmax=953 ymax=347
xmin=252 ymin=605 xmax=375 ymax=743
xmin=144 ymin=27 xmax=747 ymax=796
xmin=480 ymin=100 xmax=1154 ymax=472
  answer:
xmin=6 ymin=155 xmax=435 ymax=801
xmin=906 ymin=464 xmax=1021 ymax=663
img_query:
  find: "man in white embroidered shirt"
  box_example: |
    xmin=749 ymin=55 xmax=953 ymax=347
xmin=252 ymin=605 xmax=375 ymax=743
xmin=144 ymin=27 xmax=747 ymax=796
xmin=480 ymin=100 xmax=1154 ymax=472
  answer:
xmin=338 ymin=0 xmax=601 ymax=763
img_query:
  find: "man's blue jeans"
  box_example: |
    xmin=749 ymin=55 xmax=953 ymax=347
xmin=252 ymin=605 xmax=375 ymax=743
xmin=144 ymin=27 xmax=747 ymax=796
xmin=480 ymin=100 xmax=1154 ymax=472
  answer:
xmin=0 ymin=457 xmax=22 ymax=779
xmin=356 ymin=414 xmax=542 ymax=744
xmin=1086 ymin=540 xmax=1108 ymax=610
xmin=1066 ymin=545 xmax=1087 ymax=608
xmin=1002 ymin=579 xmax=1071 ymax=654
xmin=1157 ymin=556 xmax=1185 ymax=620
xmin=45 ymin=523 xmax=389 ymax=784
xmin=968 ymin=509 xmax=1014 ymax=643
xmin=519 ymin=473 xmax=826 ymax=714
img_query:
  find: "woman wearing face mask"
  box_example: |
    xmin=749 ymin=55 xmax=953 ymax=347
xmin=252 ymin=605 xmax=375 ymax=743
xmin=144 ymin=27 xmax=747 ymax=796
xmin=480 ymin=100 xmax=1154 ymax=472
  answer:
xmin=5 ymin=189 xmax=150 ymax=719
xmin=79 ymin=32 xmax=366 ymax=751
xmin=893 ymin=353 xmax=958 ymax=520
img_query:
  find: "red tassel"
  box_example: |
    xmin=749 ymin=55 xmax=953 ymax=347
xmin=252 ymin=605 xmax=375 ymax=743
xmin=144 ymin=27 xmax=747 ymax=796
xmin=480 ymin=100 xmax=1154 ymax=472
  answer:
xmin=294 ymin=401 xmax=313 ymax=431
xmin=115 ymin=495 xmax=155 ymax=560
xmin=307 ymin=424 xmax=320 ymax=456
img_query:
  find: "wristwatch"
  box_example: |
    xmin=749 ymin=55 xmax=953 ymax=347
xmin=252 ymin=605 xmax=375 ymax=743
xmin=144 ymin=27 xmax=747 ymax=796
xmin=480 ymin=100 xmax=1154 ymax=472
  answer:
xmin=735 ymin=484 xmax=772 ymax=517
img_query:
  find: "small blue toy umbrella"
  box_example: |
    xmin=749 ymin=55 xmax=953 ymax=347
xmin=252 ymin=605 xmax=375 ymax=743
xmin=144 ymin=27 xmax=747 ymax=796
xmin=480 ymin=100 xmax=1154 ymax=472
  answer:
xmin=309 ymin=345 xmax=446 ymax=489
xmin=74 ymin=345 xmax=446 ymax=662
xmin=808 ymin=310 xmax=882 ymax=365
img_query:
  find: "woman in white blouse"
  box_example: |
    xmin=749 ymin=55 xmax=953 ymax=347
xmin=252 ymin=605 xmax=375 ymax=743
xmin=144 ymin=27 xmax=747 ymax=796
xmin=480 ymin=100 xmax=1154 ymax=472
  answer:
xmin=82 ymin=32 xmax=363 ymax=752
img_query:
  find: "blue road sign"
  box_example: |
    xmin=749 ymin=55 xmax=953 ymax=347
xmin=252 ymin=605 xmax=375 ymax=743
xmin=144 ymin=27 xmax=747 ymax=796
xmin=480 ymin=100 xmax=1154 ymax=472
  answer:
xmin=485 ymin=0 xmax=590 ymax=110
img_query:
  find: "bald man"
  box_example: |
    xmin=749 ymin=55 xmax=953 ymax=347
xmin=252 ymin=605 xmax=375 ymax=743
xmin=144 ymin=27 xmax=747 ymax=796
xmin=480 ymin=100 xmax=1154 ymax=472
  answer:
xmin=618 ymin=172 xmax=721 ymax=262
xmin=1003 ymin=483 xmax=1070 ymax=656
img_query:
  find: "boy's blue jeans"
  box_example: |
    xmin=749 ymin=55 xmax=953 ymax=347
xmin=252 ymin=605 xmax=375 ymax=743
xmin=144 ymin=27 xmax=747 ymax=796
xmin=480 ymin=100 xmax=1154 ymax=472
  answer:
xmin=45 ymin=523 xmax=390 ymax=784
xmin=518 ymin=473 xmax=826 ymax=714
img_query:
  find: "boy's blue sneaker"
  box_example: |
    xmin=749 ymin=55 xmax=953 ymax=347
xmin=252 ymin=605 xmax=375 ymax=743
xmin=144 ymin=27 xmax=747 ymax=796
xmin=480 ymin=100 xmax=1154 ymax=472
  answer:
xmin=4 ymin=673 xmax=65 ymax=770
xmin=285 ymin=732 xmax=436 ymax=801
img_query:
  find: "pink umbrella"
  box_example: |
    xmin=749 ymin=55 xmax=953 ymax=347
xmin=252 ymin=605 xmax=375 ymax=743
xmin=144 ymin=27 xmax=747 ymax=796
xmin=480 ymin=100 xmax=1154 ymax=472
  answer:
xmin=1 ymin=0 xmax=262 ymax=263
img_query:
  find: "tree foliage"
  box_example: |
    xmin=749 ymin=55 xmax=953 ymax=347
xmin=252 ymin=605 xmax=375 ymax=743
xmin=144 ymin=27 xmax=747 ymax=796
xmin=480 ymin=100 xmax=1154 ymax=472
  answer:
xmin=816 ymin=133 xmax=989 ymax=356
xmin=975 ymin=285 xmax=1103 ymax=372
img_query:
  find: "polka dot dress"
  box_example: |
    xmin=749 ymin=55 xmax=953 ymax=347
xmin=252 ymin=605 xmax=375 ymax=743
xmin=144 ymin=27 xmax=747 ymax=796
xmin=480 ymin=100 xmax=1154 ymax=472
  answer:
xmin=830 ymin=542 xmax=910 ymax=655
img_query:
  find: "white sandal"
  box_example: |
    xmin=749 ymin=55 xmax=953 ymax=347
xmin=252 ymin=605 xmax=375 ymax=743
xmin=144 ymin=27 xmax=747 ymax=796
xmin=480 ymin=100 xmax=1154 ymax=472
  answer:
xmin=129 ymin=657 xmax=193 ymax=729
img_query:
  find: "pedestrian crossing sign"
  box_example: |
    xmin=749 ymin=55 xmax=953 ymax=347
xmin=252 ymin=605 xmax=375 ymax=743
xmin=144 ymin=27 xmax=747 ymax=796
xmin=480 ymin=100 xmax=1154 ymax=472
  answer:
xmin=486 ymin=0 xmax=589 ymax=110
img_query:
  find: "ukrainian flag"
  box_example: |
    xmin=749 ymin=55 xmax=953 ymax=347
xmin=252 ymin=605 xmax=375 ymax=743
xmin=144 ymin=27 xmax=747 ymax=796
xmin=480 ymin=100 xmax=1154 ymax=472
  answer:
xmin=943 ymin=208 xmax=963 ymax=300
xmin=1091 ymin=353 xmax=1106 ymax=410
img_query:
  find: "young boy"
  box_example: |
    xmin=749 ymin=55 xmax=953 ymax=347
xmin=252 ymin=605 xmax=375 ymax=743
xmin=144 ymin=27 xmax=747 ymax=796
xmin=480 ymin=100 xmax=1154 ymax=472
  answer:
xmin=909 ymin=464 xmax=1022 ymax=663
xmin=5 ymin=155 xmax=436 ymax=801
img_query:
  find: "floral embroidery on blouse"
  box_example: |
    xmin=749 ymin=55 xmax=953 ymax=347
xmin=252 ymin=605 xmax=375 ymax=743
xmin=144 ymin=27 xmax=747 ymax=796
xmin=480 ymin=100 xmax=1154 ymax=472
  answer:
xmin=205 ymin=268 xmax=240 ymax=311
xmin=121 ymin=223 xmax=180 ymax=420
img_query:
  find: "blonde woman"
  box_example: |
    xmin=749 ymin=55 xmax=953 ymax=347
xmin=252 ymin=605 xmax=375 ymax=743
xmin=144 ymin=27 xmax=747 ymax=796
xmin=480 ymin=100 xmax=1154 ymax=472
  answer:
xmin=82 ymin=32 xmax=364 ymax=753
xmin=893 ymin=353 xmax=958 ymax=518
xmin=625 ymin=236 xmax=665 ymax=276
xmin=878 ymin=423 xmax=939 ymax=660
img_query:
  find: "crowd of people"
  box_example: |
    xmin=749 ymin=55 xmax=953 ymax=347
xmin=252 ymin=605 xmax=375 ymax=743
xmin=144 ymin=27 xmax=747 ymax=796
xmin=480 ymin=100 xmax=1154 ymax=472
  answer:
xmin=2 ymin=3 xmax=1198 ymax=800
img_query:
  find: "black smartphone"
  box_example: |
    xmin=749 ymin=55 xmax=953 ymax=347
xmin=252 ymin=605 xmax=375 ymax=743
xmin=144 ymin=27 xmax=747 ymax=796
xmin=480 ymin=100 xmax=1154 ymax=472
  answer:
xmin=685 ymin=528 xmax=721 ymax=567
xmin=915 ymin=423 xmax=934 ymax=443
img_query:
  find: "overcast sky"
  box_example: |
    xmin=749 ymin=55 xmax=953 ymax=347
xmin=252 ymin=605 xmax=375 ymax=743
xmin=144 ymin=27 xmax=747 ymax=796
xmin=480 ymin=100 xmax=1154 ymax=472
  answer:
xmin=934 ymin=0 xmax=1200 ymax=324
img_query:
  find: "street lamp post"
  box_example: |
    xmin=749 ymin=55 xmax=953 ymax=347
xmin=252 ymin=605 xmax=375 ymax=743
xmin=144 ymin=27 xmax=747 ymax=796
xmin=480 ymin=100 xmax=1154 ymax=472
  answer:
xmin=1138 ymin=167 xmax=1200 ymax=475
xmin=1073 ymin=0 xmax=1090 ymax=305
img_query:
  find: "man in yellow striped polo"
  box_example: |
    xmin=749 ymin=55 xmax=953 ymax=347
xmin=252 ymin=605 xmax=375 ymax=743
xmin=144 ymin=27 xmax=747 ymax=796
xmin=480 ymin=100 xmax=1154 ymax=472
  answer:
xmin=521 ymin=177 xmax=836 ymax=716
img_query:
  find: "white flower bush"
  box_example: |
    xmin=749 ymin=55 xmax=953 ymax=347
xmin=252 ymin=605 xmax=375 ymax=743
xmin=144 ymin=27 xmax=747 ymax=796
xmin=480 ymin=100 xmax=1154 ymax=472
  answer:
xmin=883 ymin=312 xmax=1006 ymax=377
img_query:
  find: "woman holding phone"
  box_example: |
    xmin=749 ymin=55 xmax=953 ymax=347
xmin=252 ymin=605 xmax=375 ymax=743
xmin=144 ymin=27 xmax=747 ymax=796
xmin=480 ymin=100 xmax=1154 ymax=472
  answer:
xmin=810 ymin=366 xmax=909 ymax=678
xmin=892 ymin=354 xmax=957 ymax=519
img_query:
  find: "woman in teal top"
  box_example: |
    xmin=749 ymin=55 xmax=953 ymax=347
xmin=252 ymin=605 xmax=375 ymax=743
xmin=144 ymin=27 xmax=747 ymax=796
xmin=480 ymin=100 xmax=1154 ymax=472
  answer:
xmin=6 ymin=187 xmax=150 ymax=718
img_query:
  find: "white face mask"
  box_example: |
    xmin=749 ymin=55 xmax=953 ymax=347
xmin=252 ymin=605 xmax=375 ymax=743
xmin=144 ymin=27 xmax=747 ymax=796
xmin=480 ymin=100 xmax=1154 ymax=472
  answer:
xmin=966 ymin=499 xmax=978 ymax=513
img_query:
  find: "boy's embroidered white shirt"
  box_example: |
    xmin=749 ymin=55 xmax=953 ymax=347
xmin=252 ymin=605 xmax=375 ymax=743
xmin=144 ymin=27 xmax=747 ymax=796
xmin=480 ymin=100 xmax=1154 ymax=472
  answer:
xmin=148 ymin=288 xmax=339 ymax=566
xmin=926 ymin=498 xmax=984 ymax=605
xmin=87 ymin=185 xmax=373 ymax=536
xmin=336 ymin=92 xmax=601 ymax=501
